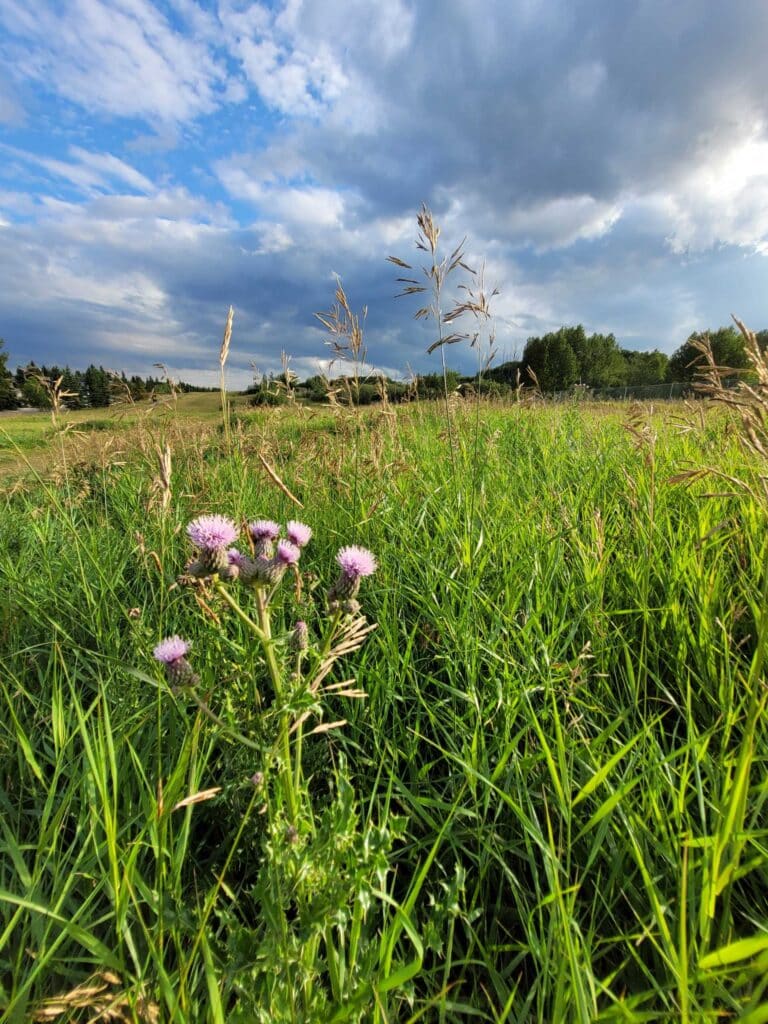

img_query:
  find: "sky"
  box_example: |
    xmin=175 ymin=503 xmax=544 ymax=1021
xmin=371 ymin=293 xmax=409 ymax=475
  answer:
xmin=1 ymin=0 xmax=767 ymax=389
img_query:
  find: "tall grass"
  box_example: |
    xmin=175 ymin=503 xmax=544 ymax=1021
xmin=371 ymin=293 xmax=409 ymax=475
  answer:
xmin=1 ymin=398 xmax=767 ymax=1021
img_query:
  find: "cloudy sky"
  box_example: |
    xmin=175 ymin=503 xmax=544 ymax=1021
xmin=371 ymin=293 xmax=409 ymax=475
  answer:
xmin=1 ymin=0 xmax=767 ymax=387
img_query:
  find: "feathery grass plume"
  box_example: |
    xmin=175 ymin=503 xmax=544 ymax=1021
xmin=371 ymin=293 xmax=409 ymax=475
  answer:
xmin=151 ymin=363 xmax=179 ymax=405
xmin=689 ymin=317 xmax=768 ymax=478
xmin=278 ymin=350 xmax=299 ymax=406
xmin=29 ymin=972 xmax=159 ymax=1023
xmin=220 ymin=305 xmax=234 ymax=369
xmin=149 ymin=441 xmax=172 ymax=514
xmin=314 ymin=276 xmax=368 ymax=405
xmin=22 ymin=368 xmax=79 ymax=429
xmin=220 ymin=304 xmax=234 ymax=447
xmin=107 ymin=369 xmax=136 ymax=407
xmin=314 ymin=277 xmax=372 ymax=522
xmin=388 ymin=203 xmax=476 ymax=471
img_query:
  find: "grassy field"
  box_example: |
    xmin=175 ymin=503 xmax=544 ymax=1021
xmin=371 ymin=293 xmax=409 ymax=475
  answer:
xmin=0 ymin=393 xmax=251 ymax=474
xmin=1 ymin=396 xmax=767 ymax=1022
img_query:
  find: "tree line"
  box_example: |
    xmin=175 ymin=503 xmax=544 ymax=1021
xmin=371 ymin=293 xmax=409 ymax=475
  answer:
xmin=4 ymin=323 xmax=766 ymax=412
xmin=0 ymin=346 xmax=213 ymax=411
xmin=487 ymin=324 xmax=768 ymax=394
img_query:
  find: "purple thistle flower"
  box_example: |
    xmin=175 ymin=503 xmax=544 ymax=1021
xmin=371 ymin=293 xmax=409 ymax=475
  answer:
xmin=153 ymin=635 xmax=197 ymax=685
xmin=286 ymin=520 xmax=312 ymax=547
xmin=328 ymin=546 xmax=377 ymax=608
xmin=153 ymin=635 xmax=190 ymax=663
xmin=276 ymin=540 xmax=301 ymax=566
xmin=248 ymin=520 xmax=281 ymax=542
xmin=187 ymin=515 xmax=238 ymax=552
xmin=249 ymin=519 xmax=281 ymax=558
xmin=227 ymin=548 xmax=247 ymax=568
xmin=336 ymin=546 xmax=378 ymax=579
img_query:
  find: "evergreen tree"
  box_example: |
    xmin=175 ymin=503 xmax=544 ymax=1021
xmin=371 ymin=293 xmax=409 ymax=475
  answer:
xmin=0 ymin=340 xmax=19 ymax=410
xmin=61 ymin=366 xmax=84 ymax=409
xmin=83 ymin=364 xmax=111 ymax=407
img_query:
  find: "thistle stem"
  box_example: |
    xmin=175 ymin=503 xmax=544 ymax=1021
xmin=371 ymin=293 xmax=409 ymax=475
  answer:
xmin=215 ymin=580 xmax=298 ymax=825
xmin=255 ymin=587 xmax=298 ymax=827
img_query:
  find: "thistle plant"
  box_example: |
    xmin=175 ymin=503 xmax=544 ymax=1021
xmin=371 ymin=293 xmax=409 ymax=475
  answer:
xmin=152 ymin=514 xmax=396 ymax=1020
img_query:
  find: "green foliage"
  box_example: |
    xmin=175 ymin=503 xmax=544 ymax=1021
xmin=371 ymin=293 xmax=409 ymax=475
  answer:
xmin=524 ymin=325 xmax=629 ymax=391
xmin=249 ymin=376 xmax=287 ymax=406
xmin=1 ymin=403 xmax=767 ymax=1020
xmin=568 ymin=325 xmax=628 ymax=386
xmin=485 ymin=359 xmax=522 ymax=386
xmin=669 ymin=326 xmax=751 ymax=381
xmin=417 ymin=370 xmax=461 ymax=398
xmin=523 ymin=329 xmax=580 ymax=390
xmin=622 ymin=347 xmax=670 ymax=385
xmin=20 ymin=377 xmax=51 ymax=408
xmin=302 ymin=374 xmax=329 ymax=402
xmin=83 ymin=364 xmax=112 ymax=407
xmin=0 ymin=340 xmax=18 ymax=410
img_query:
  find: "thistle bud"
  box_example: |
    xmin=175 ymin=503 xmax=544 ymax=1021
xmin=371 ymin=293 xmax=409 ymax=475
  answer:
xmin=290 ymin=620 xmax=310 ymax=652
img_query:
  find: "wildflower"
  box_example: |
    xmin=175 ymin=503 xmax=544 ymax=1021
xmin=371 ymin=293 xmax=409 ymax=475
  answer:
xmin=187 ymin=514 xmax=238 ymax=575
xmin=187 ymin=515 xmax=238 ymax=551
xmin=253 ymin=539 xmax=301 ymax=587
xmin=249 ymin=519 xmax=281 ymax=557
xmin=276 ymin=540 xmax=301 ymax=566
xmin=153 ymin=635 xmax=198 ymax=685
xmin=328 ymin=545 xmax=377 ymax=607
xmin=286 ymin=520 xmax=312 ymax=547
xmin=221 ymin=547 xmax=246 ymax=580
xmin=337 ymin=546 xmax=377 ymax=579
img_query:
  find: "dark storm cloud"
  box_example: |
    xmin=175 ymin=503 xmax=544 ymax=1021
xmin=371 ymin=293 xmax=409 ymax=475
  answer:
xmin=1 ymin=0 xmax=767 ymax=381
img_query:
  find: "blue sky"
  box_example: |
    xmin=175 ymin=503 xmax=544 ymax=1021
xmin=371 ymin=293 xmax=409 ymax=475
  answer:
xmin=1 ymin=0 xmax=767 ymax=388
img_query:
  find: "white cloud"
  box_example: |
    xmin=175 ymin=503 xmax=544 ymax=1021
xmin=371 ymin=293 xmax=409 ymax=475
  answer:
xmin=219 ymin=0 xmax=414 ymax=121
xmin=660 ymin=130 xmax=768 ymax=253
xmin=0 ymin=0 xmax=235 ymax=122
xmin=1 ymin=143 xmax=156 ymax=195
xmin=230 ymin=34 xmax=347 ymax=118
xmin=501 ymin=195 xmax=623 ymax=250
xmin=4 ymin=0 xmax=768 ymax=380
xmin=215 ymin=161 xmax=347 ymax=229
